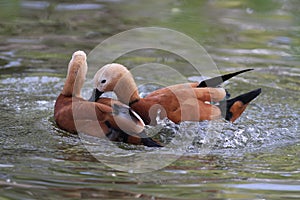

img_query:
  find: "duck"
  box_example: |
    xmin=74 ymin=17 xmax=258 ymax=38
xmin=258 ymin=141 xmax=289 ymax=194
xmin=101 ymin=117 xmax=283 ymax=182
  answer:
xmin=89 ymin=63 xmax=261 ymax=125
xmin=54 ymin=51 xmax=162 ymax=147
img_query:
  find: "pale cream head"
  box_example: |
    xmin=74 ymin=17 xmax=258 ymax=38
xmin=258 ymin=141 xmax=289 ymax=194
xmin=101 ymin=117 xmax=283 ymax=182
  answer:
xmin=94 ymin=63 xmax=129 ymax=92
xmin=93 ymin=63 xmax=140 ymax=104
xmin=62 ymin=50 xmax=88 ymax=97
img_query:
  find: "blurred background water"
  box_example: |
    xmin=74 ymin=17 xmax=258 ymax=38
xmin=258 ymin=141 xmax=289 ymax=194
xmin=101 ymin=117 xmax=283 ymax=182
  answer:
xmin=0 ymin=0 xmax=299 ymax=199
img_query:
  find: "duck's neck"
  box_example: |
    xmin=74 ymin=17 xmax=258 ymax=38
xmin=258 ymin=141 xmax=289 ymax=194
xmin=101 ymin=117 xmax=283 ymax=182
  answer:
xmin=114 ymin=72 xmax=140 ymax=105
xmin=62 ymin=76 xmax=82 ymax=98
xmin=62 ymin=63 xmax=84 ymax=98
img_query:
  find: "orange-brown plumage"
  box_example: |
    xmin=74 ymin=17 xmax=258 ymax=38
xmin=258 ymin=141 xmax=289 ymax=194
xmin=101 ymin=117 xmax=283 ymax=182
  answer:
xmin=54 ymin=52 xmax=161 ymax=147
xmin=91 ymin=64 xmax=261 ymax=124
xmin=129 ymin=86 xmax=223 ymax=125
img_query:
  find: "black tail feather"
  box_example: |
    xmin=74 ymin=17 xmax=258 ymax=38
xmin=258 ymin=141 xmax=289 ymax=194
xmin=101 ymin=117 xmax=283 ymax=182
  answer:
xmin=219 ymin=88 xmax=262 ymax=120
xmin=198 ymin=69 xmax=253 ymax=88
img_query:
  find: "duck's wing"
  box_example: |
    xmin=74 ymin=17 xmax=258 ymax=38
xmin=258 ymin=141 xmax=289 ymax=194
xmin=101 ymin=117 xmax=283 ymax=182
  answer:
xmin=112 ymin=103 xmax=145 ymax=133
xmin=72 ymin=100 xmax=113 ymax=121
xmin=112 ymin=103 xmax=163 ymax=147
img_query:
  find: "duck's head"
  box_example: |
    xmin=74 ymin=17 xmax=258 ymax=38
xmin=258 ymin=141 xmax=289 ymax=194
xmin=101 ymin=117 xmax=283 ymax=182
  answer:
xmin=94 ymin=63 xmax=129 ymax=92
xmin=62 ymin=50 xmax=87 ymax=97
xmin=90 ymin=63 xmax=139 ymax=104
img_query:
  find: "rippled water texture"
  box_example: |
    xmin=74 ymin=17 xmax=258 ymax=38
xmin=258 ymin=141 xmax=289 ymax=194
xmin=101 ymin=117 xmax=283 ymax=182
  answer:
xmin=0 ymin=0 xmax=299 ymax=199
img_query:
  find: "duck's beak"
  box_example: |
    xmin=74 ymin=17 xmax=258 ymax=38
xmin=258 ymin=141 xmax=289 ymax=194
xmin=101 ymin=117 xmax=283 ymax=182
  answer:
xmin=88 ymin=88 xmax=104 ymax=102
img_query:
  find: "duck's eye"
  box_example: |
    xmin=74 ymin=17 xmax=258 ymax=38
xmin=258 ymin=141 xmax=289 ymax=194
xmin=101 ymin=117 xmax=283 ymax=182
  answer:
xmin=101 ymin=79 xmax=106 ymax=84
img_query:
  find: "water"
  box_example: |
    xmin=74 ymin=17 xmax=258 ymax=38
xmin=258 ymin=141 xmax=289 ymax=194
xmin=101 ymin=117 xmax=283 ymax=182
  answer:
xmin=0 ymin=0 xmax=299 ymax=199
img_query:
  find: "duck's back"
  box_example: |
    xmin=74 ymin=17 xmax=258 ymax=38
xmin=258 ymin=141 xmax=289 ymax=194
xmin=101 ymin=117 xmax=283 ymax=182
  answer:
xmin=54 ymin=94 xmax=82 ymax=133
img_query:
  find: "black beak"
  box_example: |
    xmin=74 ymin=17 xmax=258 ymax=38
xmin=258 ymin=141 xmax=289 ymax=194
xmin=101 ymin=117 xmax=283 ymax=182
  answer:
xmin=88 ymin=88 xmax=104 ymax=102
xmin=198 ymin=69 xmax=253 ymax=88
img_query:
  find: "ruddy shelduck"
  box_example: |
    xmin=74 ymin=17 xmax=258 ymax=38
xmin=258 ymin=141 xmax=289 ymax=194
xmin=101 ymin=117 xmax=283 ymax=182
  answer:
xmin=89 ymin=63 xmax=261 ymax=125
xmin=54 ymin=51 xmax=161 ymax=147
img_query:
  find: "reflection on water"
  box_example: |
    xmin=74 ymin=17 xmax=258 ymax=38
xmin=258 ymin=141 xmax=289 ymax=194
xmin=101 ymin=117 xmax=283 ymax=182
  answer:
xmin=0 ymin=0 xmax=299 ymax=199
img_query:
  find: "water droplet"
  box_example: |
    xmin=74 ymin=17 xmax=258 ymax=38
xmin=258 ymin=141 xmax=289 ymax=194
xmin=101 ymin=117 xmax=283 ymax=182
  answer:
xmin=171 ymin=8 xmax=181 ymax=14
xmin=246 ymin=8 xmax=253 ymax=14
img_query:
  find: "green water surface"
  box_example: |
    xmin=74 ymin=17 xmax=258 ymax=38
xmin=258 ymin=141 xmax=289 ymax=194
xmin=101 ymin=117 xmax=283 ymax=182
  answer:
xmin=0 ymin=0 xmax=299 ymax=199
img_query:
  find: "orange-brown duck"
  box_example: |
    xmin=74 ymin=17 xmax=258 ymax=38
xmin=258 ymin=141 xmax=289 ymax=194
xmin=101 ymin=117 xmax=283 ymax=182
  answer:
xmin=89 ymin=63 xmax=261 ymax=125
xmin=54 ymin=52 xmax=161 ymax=147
